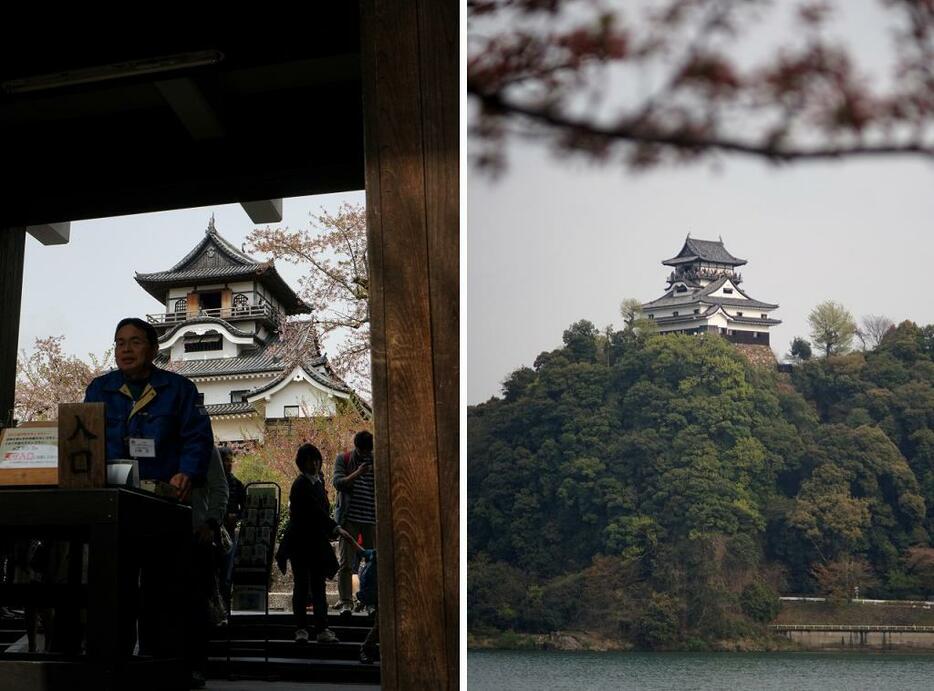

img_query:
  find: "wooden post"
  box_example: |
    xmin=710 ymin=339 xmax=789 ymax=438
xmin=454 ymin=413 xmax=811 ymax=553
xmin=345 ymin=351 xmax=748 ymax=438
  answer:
xmin=58 ymin=403 xmax=107 ymax=489
xmin=0 ymin=228 xmax=26 ymax=429
xmin=361 ymin=1 xmax=459 ymax=689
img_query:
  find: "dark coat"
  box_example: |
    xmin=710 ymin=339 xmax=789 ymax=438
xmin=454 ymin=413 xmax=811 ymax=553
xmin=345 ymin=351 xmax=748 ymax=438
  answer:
xmin=283 ymin=473 xmax=339 ymax=579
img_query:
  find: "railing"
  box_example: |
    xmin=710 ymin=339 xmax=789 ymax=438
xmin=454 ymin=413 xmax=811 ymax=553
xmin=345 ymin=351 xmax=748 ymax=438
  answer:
xmin=147 ymin=303 xmax=280 ymax=325
xmin=771 ymin=624 xmax=934 ymax=633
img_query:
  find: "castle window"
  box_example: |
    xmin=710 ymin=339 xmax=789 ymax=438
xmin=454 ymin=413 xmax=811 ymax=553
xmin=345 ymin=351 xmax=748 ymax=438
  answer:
xmin=184 ymin=335 xmax=223 ymax=353
xmin=723 ymin=288 xmax=733 ymax=294
xmin=736 ymin=312 xmax=743 ymax=317
xmin=230 ymin=390 xmax=249 ymax=403
xmin=233 ymin=293 xmax=250 ymax=313
xmin=693 ymin=309 xmax=699 ymax=315
xmin=173 ymin=298 xmax=187 ymax=313
xmin=284 ymin=405 xmax=300 ymax=418
xmin=761 ymin=313 xmax=767 ymax=319
xmin=672 ymin=311 xmax=679 ymax=317
xmin=648 ymin=314 xmax=654 ymax=319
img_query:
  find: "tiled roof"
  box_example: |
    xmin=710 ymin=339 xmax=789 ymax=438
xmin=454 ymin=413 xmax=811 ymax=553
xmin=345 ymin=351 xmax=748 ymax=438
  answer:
xmin=642 ymin=276 xmax=778 ymax=311
xmin=204 ymin=402 xmax=257 ymax=416
xmin=247 ymin=359 xmax=352 ymax=397
xmin=170 ymin=218 xmax=256 ymax=271
xmin=663 ymin=236 xmax=747 ymax=267
xmin=134 ymin=220 xmax=311 ymax=315
xmin=156 ymin=350 xmax=284 ymax=377
xmin=730 ymin=315 xmax=782 ymax=325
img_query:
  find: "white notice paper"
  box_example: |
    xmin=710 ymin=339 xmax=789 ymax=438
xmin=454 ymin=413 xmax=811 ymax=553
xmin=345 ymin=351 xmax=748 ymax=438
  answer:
xmin=0 ymin=426 xmax=58 ymax=469
xmin=128 ymin=437 xmax=156 ymax=458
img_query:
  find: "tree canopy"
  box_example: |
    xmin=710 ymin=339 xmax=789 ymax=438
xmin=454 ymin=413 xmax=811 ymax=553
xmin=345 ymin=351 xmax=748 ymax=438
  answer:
xmin=468 ymin=315 xmax=934 ymax=645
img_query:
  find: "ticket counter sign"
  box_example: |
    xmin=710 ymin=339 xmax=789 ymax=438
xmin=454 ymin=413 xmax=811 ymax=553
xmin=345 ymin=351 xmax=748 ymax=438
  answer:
xmin=0 ymin=426 xmax=58 ymax=469
xmin=0 ymin=424 xmax=59 ymax=485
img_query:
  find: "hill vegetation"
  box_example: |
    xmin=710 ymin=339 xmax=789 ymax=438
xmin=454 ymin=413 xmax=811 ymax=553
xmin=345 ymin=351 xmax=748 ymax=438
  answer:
xmin=467 ymin=319 xmax=934 ymax=648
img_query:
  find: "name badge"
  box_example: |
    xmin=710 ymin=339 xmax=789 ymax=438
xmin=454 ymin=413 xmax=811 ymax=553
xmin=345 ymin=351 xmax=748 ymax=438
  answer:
xmin=128 ymin=437 xmax=156 ymax=458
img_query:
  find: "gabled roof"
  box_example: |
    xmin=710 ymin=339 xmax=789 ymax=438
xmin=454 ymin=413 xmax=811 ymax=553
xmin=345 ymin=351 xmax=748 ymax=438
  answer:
xmin=157 ymin=316 xmax=259 ymax=344
xmin=135 ymin=218 xmax=311 ymax=315
xmin=641 ymin=276 xmax=778 ymax=311
xmin=245 ymin=357 xmax=373 ymax=418
xmin=662 ymin=236 xmax=747 ymax=267
xmin=154 ymin=333 xmax=324 ymax=378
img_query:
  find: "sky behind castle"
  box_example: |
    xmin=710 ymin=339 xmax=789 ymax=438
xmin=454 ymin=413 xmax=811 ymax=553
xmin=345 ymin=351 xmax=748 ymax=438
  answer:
xmin=17 ymin=190 xmax=365 ymax=365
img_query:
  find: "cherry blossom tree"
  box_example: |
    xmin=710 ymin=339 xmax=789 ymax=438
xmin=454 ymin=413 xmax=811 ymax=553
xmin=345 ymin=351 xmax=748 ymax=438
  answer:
xmin=14 ymin=336 xmax=113 ymax=423
xmin=469 ymin=0 xmax=934 ymax=172
xmin=247 ymin=202 xmax=370 ymax=398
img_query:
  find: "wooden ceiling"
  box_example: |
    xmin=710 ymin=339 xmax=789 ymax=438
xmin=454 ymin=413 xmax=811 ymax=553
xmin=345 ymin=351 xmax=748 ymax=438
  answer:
xmin=0 ymin=14 xmax=363 ymax=227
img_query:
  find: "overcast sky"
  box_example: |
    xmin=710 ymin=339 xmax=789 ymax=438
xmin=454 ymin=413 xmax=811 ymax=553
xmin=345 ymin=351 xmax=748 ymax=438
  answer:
xmin=17 ymin=190 xmax=365 ymax=363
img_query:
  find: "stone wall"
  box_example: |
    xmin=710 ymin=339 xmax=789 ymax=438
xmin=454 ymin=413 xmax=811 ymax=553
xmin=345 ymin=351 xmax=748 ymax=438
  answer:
xmin=732 ymin=343 xmax=778 ymax=369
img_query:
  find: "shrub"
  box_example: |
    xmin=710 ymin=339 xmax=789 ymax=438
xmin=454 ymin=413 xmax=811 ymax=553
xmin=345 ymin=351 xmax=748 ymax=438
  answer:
xmin=634 ymin=593 xmax=681 ymax=649
xmin=740 ymin=581 xmax=782 ymax=623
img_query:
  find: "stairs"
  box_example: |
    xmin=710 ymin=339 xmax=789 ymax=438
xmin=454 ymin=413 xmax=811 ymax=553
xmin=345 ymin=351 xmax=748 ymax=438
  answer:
xmin=208 ymin=611 xmax=381 ymax=685
xmin=1 ymin=610 xmax=381 ymax=687
xmin=0 ymin=612 xmax=25 ymax=652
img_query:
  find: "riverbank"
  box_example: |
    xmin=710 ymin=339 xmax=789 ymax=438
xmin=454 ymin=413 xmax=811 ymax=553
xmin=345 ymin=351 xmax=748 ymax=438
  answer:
xmin=469 ymin=600 xmax=934 ymax=653
xmin=467 ymin=630 xmax=796 ymax=653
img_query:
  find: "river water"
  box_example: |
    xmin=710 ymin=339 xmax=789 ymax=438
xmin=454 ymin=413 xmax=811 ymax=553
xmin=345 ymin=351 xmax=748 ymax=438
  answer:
xmin=468 ymin=649 xmax=934 ymax=690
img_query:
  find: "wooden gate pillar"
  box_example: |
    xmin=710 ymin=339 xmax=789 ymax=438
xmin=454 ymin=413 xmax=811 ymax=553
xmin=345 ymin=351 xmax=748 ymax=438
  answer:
xmin=0 ymin=228 xmax=26 ymax=428
xmin=361 ymin=1 xmax=459 ymax=689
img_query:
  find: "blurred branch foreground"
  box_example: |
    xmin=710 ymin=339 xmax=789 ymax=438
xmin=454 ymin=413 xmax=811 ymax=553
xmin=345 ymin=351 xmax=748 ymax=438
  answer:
xmin=468 ymin=0 xmax=934 ymax=171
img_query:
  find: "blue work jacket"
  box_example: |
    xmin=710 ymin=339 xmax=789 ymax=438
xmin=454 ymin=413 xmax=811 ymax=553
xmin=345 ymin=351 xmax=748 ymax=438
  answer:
xmin=84 ymin=367 xmax=213 ymax=482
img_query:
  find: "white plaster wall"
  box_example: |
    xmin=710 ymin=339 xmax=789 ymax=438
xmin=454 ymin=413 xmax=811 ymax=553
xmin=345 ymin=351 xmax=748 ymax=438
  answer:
xmin=708 ymin=280 xmax=745 ymax=298
xmin=262 ymin=379 xmax=337 ymax=418
xmin=193 ymin=376 xmax=278 ymax=404
xmin=210 ymin=417 xmax=265 ymax=443
xmin=196 ymin=380 xmax=241 ymax=405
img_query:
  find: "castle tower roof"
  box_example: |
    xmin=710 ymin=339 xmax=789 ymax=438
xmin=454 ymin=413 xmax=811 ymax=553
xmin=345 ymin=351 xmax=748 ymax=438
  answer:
xmin=134 ymin=218 xmax=310 ymax=315
xmin=662 ymin=236 xmax=747 ymax=267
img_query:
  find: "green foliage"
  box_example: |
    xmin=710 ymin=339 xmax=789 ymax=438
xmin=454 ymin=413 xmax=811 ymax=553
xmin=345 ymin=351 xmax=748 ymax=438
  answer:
xmin=789 ymin=337 xmax=812 ymax=361
xmin=740 ymin=582 xmax=782 ymax=623
xmin=634 ymin=593 xmax=681 ymax=649
xmin=808 ymin=301 xmax=857 ymax=356
xmin=468 ymin=316 xmax=934 ymax=645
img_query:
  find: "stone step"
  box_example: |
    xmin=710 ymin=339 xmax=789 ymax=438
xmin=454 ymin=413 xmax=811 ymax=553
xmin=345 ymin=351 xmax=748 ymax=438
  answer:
xmin=207 ymin=654 xmax=380 ymax=685
xmin=210 ymin=639 xmax=365 ymax=660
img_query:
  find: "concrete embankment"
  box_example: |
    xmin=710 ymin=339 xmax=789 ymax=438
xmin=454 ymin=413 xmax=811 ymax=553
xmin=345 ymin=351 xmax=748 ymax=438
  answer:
xmin=773 ymin=625 xmax=934 ymax=652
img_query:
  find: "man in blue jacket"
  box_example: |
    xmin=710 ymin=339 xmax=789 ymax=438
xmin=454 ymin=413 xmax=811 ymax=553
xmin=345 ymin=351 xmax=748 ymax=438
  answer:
xmin=84 ymin=317 xmax=213 ymax=666
xmin=85 ymin=317 xmax=213 ymax=498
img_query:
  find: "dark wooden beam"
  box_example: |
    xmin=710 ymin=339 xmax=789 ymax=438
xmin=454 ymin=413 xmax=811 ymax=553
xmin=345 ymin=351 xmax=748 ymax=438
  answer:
xmin=0 ymin=228 xmax=26 ymax=428
xmin=361 ymin=1 xmax=459 ymax=688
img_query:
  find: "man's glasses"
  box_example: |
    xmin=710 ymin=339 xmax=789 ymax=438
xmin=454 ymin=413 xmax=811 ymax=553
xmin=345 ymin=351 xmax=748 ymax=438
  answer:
xmin=115 ymin=338 xmax=149 ymax=349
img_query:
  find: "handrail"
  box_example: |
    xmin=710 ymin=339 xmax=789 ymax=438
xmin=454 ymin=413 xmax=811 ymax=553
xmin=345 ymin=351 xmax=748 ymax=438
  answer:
xmin=147 ymin=304 xmax=279 ymax=325
xmin=771 ymin=624 xmax=934 ymax=632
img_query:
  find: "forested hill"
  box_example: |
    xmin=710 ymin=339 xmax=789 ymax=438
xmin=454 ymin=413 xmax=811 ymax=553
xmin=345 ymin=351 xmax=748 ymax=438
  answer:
xmin=467 ymin=320 xmax=934 ymax=647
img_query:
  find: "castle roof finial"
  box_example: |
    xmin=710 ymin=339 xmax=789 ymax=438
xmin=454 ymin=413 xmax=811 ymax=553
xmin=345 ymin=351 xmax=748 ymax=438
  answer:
xmin=207 ymin=213 xmax=216 ymax=234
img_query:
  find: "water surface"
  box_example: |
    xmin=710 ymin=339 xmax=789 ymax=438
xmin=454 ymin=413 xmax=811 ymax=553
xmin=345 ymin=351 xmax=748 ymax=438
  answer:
xmin=468 ymin=649 xmax=934 ymax=690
